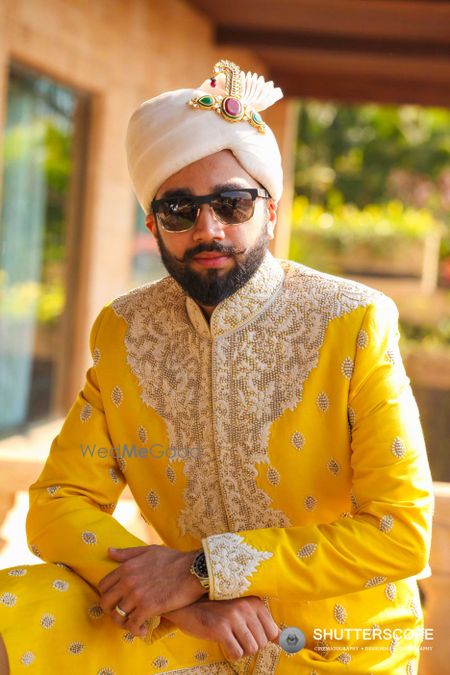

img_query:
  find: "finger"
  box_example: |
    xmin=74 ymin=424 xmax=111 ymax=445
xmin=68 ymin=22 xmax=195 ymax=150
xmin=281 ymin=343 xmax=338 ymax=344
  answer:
xmin=105 ymin=599 xmax=136 ymax=630
xmin=232 ymin=623 xmax=259 ymax=657
xmin=108 ymin=546 xmax=146 ymax=559
xmin=257 ymin=608 xmax=280 ymax=642
xmin=98 ymin=566 xmax=122 ymax=594
xmin=100 ymin=583 xmax=127 ymax=614
xmin=221 ymin=633 xmax=244 ymax=662
xmin=124 ymin=609 xmax=150 ymax=638
xmin=244 ymin=617 xmax=269 ymax=651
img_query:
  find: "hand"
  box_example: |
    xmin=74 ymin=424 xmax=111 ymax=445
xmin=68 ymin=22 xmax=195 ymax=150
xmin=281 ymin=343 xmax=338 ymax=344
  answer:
xmin=163 ymin=595 xmax=281 ymax=662
xmin=98 ymin=545 xmax=206 ymax=637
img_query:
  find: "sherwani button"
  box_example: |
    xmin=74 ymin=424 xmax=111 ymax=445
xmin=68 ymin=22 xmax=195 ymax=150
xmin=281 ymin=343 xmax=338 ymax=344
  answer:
xmin=278 ymin=626 xmax=306 ymax=653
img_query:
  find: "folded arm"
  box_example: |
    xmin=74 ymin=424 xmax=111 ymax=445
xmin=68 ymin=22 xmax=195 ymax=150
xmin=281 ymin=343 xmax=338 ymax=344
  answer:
xmin=25 ymin=305 xmax=174 ymax=642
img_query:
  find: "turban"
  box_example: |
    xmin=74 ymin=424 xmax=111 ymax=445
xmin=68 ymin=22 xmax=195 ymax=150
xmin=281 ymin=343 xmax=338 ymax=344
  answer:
xmin=125 ymin=59 xmax=284 ymax=214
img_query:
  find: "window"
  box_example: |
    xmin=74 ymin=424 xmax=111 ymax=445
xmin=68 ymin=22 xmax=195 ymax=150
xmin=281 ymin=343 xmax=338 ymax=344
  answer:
xmin=0 ymin=63 xmax=88 ymax=437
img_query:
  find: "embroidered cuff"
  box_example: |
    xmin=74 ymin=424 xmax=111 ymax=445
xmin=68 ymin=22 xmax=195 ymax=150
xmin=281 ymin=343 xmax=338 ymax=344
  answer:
xmin=141 ymin=615 xmax=175 ymax=644
xmin=201 ymin=532 xmax=273 ymax=600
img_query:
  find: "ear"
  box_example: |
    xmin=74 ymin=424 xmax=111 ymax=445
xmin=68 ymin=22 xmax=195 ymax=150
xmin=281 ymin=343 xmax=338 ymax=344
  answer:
xmin=145 ymin=213 xmax=157 ymax=237
xmin=266 ymin=199 xmax=277 ymax=240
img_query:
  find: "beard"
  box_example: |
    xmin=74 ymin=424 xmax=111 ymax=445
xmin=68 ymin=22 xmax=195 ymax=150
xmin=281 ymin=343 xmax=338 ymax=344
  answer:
xmin=153 ymin=223 xmax=270 ymax=306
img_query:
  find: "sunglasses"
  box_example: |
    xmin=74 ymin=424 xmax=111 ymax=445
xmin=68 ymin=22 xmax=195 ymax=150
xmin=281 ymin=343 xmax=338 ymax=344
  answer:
xmin=151 ymin=187 xmax=270 ymax=233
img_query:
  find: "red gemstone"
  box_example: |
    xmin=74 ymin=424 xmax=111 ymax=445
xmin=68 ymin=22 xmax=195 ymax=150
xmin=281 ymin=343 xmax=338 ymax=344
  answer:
xmin=210 ymin=78 xmax=216 ymax=87
xmin=224 ymin=97 xmax=241 ymax=116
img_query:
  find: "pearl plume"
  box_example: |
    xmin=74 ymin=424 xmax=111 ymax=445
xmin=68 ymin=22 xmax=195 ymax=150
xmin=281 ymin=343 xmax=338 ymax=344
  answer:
xmin=240 ymin=70 xmax=283 ymax=111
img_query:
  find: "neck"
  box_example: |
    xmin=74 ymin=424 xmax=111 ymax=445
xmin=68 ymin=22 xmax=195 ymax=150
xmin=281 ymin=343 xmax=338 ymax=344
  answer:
xmin=198 ymin=303 xmax=216 ymax=322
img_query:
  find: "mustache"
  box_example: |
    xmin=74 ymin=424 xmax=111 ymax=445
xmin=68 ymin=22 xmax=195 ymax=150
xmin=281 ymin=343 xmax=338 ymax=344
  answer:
xmin=177 ymin=243 xmax=246 ymax=262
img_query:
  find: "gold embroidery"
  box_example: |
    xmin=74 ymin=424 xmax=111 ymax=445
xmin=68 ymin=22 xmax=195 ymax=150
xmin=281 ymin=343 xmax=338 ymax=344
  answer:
xmin=267 ymin=466 xmax=280 ymax=485
xmin=333 ymin=603 xmax=347 ymax=624
xmin=385 ymin=582 xmax=397 ymax=601
xmin=88 ymin=604 xmax=104 ymax=618
xmin=0 ymin=592 xmax=17 ymax=607
xmin=152 ymin=656 xmax=169 ymax=669
xmin=68 ymin=641 xmax=86 ymax=655
xmin=194 ymin=650 xmax=208 ymax=661
xmin=379 ymin=514 xmax=394 ymax=533
xmin=389 ymin=636 xmax=399 ymax=654
xmin=341 ymin=357 xmax=354 ymax=379
xmin=81 ymin=531 xmax=97 ymax=545
xmin=392 ymin=437 xmax=406 ymax=459
xmin=291 ymin=431 xmax=305 ymax=450
xmin=92 ymin=347 xmax=101 ymax=366
xmin=166 ymin=465 xmax=176 ymax=483
xmin=146 ymin=490 xmax=160 ymax=509
xmin=365 ymin=576 xmax=387 ymax=588
xmin=410 ymin=595 xmax=421 ymax=619
xmin=316 ymin=392 xmax=329 ymax=412
xmin=109 ymin=468 xmax=121 ymax=484
xmin=357 ymin=329 xmax=369 ymax=349
xmin=138 ymin=425 xmax=148 ymax=443
xmin=20 ymin=652 xmax=35 ymax=665
xmin=164 ymin=664 xmax=235 ymax=674
xmin=80 ymin=403 xmax=92 ymax=422
xmin=40 ymin=613 xmax=55 ymax=628
xmin=386 ymin=348 xmax=396 ymax=364
xmin=112 ymin=252 xmax=380 ymax=541
xmin=111 ymin=385 xmax=123 ymax=407
xmin=253 ymin=641 xmax=282 ymax=674
xmin=297 ymin=543 xmax=317 ymax=559
xmin=202 ymin=532 xmax=273 ymax=600
xmin=327 ymin=459 xmax=340 ymax=475
xmin=52 ymin=579 xmax=69 ymax=591
xmin=7 ymin=568 xmax=27 ymax=576
xmin=304 ymin=495 xmax=317 ymax=511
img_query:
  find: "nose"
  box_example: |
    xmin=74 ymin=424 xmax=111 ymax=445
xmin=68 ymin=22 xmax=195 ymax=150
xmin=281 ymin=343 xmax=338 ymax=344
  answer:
xmin=191 ymin=203 xmax=226 ymax=241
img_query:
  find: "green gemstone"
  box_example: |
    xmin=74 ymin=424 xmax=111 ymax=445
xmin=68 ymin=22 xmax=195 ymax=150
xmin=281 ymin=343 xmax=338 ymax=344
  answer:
xmin=198 ymin=95 xmax=214 ymax=107
xmin=252 ymin=111 xmax=263 ymax=124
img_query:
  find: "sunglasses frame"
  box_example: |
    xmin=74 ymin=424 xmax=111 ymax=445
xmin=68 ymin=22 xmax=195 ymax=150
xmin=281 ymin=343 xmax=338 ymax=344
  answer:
xmin=151 ymin=187 xmax=270 ymax=233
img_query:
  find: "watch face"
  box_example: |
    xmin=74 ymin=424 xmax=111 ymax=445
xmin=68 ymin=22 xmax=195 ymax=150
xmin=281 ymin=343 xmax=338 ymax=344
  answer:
xmin=194 ymin=551 xmax=208 ymax=579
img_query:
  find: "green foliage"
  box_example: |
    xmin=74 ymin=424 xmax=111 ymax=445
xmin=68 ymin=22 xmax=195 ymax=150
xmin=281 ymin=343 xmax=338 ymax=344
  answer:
xmin=292 ymin=100 xmax=450 ymax=280
xmin=295 ymin=101 xmax=450 ymax=208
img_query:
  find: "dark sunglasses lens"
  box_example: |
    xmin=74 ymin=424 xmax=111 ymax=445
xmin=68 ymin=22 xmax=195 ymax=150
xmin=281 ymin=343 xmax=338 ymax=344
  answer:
xmin=212 ymin=191 xmax=255 ymax=224
xmin=158 ymin=199 xmax=197 ymax=231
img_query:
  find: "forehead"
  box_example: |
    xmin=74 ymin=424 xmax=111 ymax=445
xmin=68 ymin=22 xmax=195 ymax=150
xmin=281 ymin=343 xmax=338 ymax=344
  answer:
xmin=155 ymin=149 xmax=259 ymax=198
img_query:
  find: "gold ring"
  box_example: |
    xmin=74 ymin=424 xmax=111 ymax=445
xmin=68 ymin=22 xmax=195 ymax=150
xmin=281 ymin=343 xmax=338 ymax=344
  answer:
xmin=115 ymin=604 xmax=128 ymax=618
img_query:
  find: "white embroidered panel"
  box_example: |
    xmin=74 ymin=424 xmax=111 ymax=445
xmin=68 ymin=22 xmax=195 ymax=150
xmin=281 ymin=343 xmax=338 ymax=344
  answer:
xmin=202 ymin=532 xmax=273 ymax=599
xmin=111 ymin=252 xmax=381 ymax=540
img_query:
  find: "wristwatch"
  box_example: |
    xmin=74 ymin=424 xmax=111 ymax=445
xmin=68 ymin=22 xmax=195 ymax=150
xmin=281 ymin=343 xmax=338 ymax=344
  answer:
xmin=189 ymin=548 xmax=210 ymax=592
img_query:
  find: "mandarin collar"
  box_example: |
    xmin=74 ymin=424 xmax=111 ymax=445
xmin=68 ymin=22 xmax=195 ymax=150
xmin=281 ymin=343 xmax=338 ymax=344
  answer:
xmin=184 ymin=251 xmax=285 ymax=339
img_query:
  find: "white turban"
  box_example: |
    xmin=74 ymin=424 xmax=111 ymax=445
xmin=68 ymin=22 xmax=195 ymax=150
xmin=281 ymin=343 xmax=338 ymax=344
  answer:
xmin=125 ymin=60 xmax=284 ymax=214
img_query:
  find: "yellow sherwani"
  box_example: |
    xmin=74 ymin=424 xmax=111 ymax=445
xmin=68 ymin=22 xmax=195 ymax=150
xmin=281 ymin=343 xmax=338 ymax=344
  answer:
xmin=0 ymin=251 xmax=433 ymax=674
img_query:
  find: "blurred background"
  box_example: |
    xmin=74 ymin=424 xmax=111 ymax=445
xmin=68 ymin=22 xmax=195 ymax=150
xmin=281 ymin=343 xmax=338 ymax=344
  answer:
xmin=0 ymin=1 xmax=448 ymax=672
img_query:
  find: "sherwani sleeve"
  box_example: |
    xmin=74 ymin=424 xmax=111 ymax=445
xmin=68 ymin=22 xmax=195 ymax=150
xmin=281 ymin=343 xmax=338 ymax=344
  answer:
xmin=25 ymin=305 xmax=174 ymax=643
xmin=201 ymin=294 xmax=434 ymax=602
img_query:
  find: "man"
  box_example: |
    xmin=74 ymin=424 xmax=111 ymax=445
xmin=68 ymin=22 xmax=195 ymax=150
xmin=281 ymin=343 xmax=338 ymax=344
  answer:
xmin=0 ymin=59 xmax=433 ymax=674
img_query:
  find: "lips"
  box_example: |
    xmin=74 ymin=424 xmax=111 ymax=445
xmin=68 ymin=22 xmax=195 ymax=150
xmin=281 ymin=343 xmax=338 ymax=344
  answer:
xmin=192 ymin=252 xmax=229 ymax=260
xmin=191 ymin=252 xmax=231 ymax=268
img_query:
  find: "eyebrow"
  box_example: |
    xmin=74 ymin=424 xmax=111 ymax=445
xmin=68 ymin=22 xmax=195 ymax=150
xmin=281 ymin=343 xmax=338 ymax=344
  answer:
xmin=158 ymin=181 xmax=256 ymax=200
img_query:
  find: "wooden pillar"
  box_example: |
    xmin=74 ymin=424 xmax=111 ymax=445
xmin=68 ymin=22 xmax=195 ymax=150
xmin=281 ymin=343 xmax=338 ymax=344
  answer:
xmin=264 ymin=97 xmax=299 ymax=260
